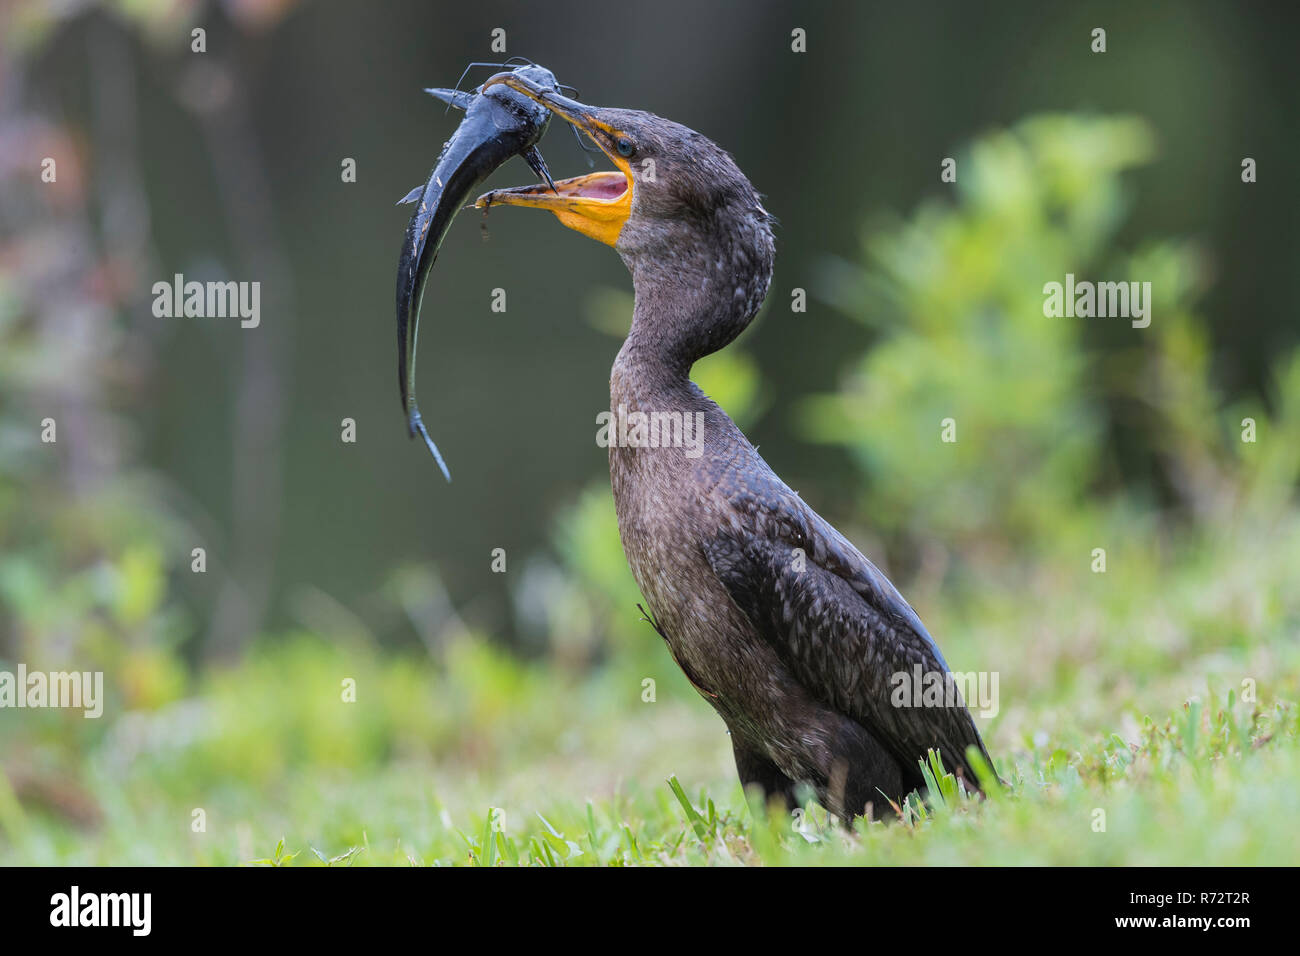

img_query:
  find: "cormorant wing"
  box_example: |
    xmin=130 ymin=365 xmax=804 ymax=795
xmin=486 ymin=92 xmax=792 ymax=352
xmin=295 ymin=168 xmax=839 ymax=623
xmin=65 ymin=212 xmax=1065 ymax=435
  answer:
xmin=701 ymin=478 xmax=994 ymax=792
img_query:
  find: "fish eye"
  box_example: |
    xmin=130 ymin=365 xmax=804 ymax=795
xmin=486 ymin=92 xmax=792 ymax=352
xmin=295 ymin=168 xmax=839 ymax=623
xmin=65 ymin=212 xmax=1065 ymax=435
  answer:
xmin=615 ymin=136 xmax=636 ymax=158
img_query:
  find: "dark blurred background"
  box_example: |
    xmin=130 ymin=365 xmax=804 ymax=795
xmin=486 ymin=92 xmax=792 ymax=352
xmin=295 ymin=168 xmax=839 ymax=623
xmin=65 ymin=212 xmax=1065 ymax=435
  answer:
xmin=3 ymin=0 xmax=1297 ymax=652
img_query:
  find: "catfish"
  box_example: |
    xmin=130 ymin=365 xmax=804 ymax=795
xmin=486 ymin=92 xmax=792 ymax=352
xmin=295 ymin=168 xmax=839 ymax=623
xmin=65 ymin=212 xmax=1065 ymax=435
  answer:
xmin=395 ymin=63 xmax=562 ymax=479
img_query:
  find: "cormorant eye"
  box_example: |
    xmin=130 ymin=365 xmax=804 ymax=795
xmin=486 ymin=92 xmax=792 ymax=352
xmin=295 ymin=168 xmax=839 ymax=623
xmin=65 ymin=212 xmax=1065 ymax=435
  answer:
xmin=615 ymin=136 xmax=635 ymax=158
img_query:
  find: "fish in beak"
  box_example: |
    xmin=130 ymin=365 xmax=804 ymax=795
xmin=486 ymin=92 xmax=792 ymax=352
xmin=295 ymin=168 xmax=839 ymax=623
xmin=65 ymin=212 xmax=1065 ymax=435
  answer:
xmin=395 ymin=64 xmax=562 ymax=480
xmin=474 ymin=74 xmax=633 ymax=249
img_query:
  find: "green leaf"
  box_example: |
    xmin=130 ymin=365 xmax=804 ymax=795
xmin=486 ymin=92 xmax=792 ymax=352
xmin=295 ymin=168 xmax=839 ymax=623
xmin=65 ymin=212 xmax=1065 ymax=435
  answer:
xmin=667 ymin=775 xmax=710 ymax=841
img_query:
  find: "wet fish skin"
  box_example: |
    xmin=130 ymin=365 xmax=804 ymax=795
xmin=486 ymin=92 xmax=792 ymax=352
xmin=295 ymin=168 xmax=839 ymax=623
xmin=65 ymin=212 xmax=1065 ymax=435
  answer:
xmin=395 ymin=64 xmax=561 ymax=480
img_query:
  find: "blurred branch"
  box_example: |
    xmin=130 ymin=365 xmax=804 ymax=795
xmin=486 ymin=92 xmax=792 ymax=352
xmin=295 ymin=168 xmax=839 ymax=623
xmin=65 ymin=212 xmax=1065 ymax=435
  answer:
xmin=88 ymin=16 xmax=162 ymax=335
xmin=176 ymin=48 xmax=294 ymax=660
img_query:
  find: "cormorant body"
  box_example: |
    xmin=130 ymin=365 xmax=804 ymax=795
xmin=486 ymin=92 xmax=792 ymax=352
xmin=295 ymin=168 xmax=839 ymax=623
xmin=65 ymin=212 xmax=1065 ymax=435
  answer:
xmin=475 ymin=74 xmax=994 ymax=820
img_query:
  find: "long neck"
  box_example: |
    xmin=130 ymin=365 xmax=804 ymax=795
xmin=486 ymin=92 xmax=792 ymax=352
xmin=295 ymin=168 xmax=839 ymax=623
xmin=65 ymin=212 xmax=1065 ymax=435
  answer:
xmin=607 ymin=229 xmax=773 ymax=502
xmin=615 ymin=223 xmax=773 ymax=396
xmin=609 ymin=264 xmax=749 ymax=490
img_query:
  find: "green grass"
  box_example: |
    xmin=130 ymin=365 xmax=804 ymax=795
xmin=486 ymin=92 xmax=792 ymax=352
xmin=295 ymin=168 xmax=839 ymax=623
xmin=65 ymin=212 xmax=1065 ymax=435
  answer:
xmin=4 ymin=685 xmax=1294 ymax=866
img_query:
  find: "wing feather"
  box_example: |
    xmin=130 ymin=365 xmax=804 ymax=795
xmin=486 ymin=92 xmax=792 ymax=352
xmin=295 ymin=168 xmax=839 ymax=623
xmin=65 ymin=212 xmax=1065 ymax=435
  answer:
xmin=702 ymin=476 xmax=994 ymax=787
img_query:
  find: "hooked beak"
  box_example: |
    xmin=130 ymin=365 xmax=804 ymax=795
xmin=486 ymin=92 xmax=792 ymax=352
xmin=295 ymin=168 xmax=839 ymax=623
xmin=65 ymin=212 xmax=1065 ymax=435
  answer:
xmin=474 ymin=74 xmax=632 ymax=248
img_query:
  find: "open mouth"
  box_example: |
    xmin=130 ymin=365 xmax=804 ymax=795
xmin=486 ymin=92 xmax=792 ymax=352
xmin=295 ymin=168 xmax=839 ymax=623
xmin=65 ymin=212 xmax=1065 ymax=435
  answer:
xmin=474 ymin=74 xmax=633 ymax=247
xmin=480 ymin=169 xmax=628 ymax=203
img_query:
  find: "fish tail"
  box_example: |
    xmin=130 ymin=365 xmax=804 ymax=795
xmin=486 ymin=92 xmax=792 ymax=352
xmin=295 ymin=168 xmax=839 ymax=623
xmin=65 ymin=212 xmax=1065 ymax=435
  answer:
xmin=408 ymin=404 xmax=452 ymax=481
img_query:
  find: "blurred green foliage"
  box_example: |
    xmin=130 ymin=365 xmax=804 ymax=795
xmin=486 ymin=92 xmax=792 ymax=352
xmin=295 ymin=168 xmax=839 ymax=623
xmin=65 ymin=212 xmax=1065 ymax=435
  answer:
xmin=804 ymin=114 xmax=1300 ymax=559
xmin=0 ymin=251 xmax=191 ymax=752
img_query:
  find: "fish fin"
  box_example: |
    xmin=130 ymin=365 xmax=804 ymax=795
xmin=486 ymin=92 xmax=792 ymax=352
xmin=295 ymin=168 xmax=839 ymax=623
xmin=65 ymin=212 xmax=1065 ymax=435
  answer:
xmin=424 ymin=87 xmax=472 ymax=111
xmin=396 ymin=185 xmax=424 ymax=206
xmin=408 ymin=405 xmax=451 ymax=481
xmin=523 ymin=146 xmax=558 ymax=194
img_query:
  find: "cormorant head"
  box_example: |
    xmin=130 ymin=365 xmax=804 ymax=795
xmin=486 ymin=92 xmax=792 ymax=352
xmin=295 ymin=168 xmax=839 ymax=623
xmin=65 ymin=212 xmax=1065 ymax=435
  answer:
xmin=475 ymin=73 xmax=775 ymax=336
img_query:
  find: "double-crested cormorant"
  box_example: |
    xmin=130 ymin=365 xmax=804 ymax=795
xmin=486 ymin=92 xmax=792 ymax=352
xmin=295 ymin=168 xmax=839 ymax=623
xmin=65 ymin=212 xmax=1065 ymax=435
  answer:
xmin=477 ymin=74 xmax=994 ymax=820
